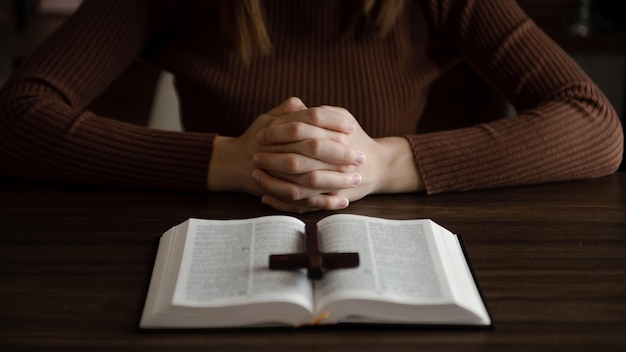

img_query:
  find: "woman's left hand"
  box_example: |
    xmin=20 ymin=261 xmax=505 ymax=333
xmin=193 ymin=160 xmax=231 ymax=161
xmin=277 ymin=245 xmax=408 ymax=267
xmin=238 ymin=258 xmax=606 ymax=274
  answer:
xmin=252 ymin=105 xmax=424 ymax=212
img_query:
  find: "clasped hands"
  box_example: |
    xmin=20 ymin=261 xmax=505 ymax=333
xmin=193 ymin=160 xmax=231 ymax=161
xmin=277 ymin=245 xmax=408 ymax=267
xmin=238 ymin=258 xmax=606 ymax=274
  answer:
xmin=208 ymin=97 xmax=422 ymax=213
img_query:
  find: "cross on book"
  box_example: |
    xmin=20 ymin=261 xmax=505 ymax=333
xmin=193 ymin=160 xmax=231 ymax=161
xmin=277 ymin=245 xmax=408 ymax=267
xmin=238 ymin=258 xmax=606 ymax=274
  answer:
xmin=269 ymin=223 xmax=360 ymax=280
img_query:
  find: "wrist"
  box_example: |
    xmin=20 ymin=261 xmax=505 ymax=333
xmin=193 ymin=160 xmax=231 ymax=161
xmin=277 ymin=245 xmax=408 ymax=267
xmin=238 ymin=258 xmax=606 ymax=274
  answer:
xmin=207 ymin=136 xmax=256 ymax=193
xmin=373 ymin=137 xmax=424 ymax=194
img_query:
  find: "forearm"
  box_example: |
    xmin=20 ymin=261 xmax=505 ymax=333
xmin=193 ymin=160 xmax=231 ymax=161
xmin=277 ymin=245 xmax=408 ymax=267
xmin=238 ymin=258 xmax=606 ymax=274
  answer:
xmin=0 ymin=1 xmax=216 ymax=190
xmin=0 ymin=98 xmax=214 ymax=190
xmin=419 ymin=0 xmax=623 ymax=194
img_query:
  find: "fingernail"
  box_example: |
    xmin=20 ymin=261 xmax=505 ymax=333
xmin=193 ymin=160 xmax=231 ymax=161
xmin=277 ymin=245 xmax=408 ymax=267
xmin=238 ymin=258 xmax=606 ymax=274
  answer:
xmin=251 ymin=170 xmax=260 ymax=181
xmin=252 ymin=155 xmax=260 ymax=166
xmin=355 ymin=151 xmax=366 ymax=165
xmin=351 ymin=174 xmax=362 ymax=187
xmin=256 ymin=130 xmax=266 ymax=143
xmin=338 ymin=197 xmax=349 ymax=208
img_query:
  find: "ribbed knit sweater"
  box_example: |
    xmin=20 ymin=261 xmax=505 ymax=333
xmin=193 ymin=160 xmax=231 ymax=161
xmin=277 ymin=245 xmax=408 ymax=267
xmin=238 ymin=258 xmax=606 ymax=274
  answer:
xmin=0 ymin=0 xmax=623 ymax=194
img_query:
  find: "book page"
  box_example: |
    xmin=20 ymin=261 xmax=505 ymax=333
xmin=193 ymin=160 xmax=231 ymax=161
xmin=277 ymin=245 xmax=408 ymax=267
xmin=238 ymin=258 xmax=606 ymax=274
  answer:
xmin=172 ymin=217 xmax=312 ymax=310
xmin=140 ymin=224 xmax=182 ymax=327
xmin=314 ymin=214 xmax=452 ymax=309
xmin=432 ymin=226 xmax=491 ymax=325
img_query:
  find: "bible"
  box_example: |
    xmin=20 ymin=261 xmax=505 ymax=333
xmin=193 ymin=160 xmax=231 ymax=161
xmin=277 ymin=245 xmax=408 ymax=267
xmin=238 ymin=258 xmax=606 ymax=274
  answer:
xmin=139 ymin=214 xmax=491 ymax=328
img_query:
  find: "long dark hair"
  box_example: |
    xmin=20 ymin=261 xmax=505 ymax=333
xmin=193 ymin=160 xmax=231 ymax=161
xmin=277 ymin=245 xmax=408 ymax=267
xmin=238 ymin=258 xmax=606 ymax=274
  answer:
xmin=229 ymin=0 xmax=406 ymax=63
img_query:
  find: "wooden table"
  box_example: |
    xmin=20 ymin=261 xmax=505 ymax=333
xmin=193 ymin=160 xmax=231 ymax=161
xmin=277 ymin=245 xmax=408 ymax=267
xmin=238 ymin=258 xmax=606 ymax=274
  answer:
xmin=1 ymin=174 xmax=625 ymax=351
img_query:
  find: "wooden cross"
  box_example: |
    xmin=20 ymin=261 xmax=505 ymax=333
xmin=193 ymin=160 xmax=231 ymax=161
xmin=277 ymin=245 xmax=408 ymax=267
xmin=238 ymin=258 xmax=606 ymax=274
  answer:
xmin=269 ymin=223 xmax=360 ymax=280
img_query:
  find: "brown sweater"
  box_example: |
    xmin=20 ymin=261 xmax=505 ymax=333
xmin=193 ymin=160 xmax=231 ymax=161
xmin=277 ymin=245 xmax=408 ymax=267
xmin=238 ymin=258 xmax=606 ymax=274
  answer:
xmin=0 ymin=0 xmax=622 ymax=194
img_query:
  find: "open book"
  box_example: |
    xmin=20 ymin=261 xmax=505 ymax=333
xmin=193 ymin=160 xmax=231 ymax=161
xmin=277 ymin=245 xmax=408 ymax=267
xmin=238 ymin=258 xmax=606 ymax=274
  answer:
xmin=139 ymin=214 xmax=491 ymax=328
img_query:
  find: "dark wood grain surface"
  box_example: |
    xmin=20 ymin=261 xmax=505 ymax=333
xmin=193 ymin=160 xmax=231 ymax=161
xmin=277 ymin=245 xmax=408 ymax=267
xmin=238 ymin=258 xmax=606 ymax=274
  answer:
xmin=1 ymin=174 xmax=625 ymax=351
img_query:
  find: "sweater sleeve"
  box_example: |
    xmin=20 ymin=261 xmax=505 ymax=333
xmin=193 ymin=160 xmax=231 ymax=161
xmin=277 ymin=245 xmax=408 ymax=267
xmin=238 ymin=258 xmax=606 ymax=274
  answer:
xmin=0 ymin=0 xmax=214 ymax=191
xmin=409 ymin=0 xmax=623 ymax=194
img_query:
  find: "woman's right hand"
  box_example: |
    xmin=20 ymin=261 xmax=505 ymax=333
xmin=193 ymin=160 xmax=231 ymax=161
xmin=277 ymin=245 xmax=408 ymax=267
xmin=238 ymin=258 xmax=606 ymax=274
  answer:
xmin=207 ymin=97 xmax=364 ymax=212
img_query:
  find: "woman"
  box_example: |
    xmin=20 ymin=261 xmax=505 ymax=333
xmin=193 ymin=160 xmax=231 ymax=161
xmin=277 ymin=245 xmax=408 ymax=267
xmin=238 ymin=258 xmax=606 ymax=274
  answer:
xmin=0 ymin=0 xmax=622 ymax=213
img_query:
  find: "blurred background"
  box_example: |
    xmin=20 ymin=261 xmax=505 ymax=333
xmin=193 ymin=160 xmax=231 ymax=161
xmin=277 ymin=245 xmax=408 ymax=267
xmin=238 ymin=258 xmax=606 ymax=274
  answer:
xmin=0 ymin=0 xmax=624 ymax=169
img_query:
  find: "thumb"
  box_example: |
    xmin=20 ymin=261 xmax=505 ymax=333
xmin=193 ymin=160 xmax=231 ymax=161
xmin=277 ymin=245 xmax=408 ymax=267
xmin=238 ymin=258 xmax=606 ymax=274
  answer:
xmin=267 ymin=97 xmax=307 ymax=116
